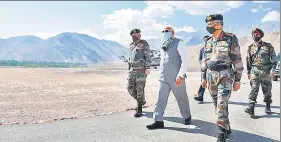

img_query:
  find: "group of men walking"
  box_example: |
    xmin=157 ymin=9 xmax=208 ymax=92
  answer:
xmin=126 ymin=14 xmax=278 ymax=142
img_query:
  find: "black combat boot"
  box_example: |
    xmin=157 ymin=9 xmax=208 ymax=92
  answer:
xmin=194 ymin=96 xmax=204 ymax=104
xmin=134 ymin=101 xmax=146 ymax=111
xmin=134 ymin=104 xmax=142 ymax=117
xmin=184 ymin=115 xmax=192 ymax=125
xmin=217 ymin=126 xmax=227 ymax=142
xmin=146 ymin=121 xmax=164 ymax=130
xmin=265 ymin=103 xmax=272 ymax=114
xmin=244 ymin=103 xmax=255 ymax=117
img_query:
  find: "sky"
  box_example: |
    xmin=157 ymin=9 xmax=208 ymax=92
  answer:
xmin=0 ymin=1 xmax=280 ymax=45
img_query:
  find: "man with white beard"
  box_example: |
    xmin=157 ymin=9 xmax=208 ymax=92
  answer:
xmin=146 ymin=26 xmax=192 ymax=129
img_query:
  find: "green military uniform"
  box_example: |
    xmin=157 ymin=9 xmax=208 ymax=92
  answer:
xmin=202 ymin=14 xmax=244 ymax=141
xmin=127 ymin=29 xmax=151 ymax=117
xmin=245 ymin=28 xmax=277 ymax=116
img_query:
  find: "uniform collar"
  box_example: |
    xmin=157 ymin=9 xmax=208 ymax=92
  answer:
xmin=211 ymin=30 xmax=225 ymax=41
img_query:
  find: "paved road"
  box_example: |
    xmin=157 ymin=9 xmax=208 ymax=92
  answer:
xmin=0 ymin=74 xmax=280 ymax=142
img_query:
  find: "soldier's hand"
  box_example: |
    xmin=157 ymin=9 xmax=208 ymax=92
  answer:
xmin=176 ymin=77 xmax=183 ymax=87
xmin=233 ymin=82 xmax=240 ymax=91
xmin=145 ymin=69 xmax=150 ymax=75
xmin=270 ymin=72 xmax=275 ymax=78
xmin=248 ymin=74 xmax=251 ymax=80
xmin=201 ymin=79 xmax=207 ymax=88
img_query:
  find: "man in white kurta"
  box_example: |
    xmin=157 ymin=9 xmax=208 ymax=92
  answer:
xmin=146 ymin=26 xmax=191 ymax=129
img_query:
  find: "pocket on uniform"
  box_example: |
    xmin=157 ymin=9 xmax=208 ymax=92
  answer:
xmin=216 ymin=46 xmax=229 ymax=58
xmin=136 ymin=73 xmax=147 ymax=82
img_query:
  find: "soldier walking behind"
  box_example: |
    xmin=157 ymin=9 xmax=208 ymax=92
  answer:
xmin=194 ymin=35 xmax=211 ymax=104
xmin=201 ymin=14 xmax=244 ymax=142
xmin=245 ymin=28 xmax=277 ymax=117
xmin=127 ymin=29 xmax=151 ymax=117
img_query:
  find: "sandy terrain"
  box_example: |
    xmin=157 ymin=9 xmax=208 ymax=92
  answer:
xmin=0 ymin=63 xmax=203 ymax=125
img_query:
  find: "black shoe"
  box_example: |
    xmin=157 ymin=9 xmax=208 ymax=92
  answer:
xmin=184 ymin=116 xmax=192 ymax=125
xmin=214 ymin=101 xmax=217 ymax=113
xmin=244 ymin=103 xmax=255 ymax=117
xmin=146 ymin=121 xmax=164 ymax=130
xmin=194 ymin=96 xmax=204 ymax=104
xmin=217 ymin=127 xmax=227 ymax=142
xmin=134 ymin=104 xmax=142 ymax=117
xmin=265 ymin=103 xmax=272 ymax=114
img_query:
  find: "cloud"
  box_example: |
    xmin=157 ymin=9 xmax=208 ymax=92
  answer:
xmin=252 ymin=1 xmax=272 ymax=3
xmin=261 ymin=11 xmax=280 ymax=22
xmin=251 ymin=8 xmax=258 ymax=13
xmin=142 ymin=3 xmax=174 ymax=18
xmin=174 ymin=26 xmax=198 ymax=33
xmin=263 ymin=8 xmax=272 ymax=11
xmin=144 ymin=1 xmax=244 ymax=15
xmin=102 ymin=8 xmax=197 ymax=45
xmin=251 ymin=5 xmax=272 ymax=13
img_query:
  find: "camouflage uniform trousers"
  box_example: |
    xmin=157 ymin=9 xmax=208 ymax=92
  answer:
xmin=206 ymin=69 xmax=234 ymax=130
xmin=127 ymin=70 xmax=147 ymax=105
xmin=249 ymin=67 xmax=272 ymax=104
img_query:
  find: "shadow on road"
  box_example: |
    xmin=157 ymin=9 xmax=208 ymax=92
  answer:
xmin=142 ymin=111 xmax=279 ymax=142
xmin=229 ymin=101 xmax=280 ymax=109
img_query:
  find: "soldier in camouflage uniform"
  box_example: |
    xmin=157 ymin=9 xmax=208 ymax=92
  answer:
xmin=245 ymin=28 xmax=277 ymax=117
xmin=201 ymin=14 xmax=244 ymax=142
xmin=127 ymin=29 xmax=151 ymax=118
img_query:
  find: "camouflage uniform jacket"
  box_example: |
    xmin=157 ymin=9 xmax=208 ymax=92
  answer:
xmin=246 ymin=41 xmax=277 ymax=74
xmin=129 ymin=39 xmax=151 ymax=71
xmin=201 ymin=31 xmax=244 ymax=82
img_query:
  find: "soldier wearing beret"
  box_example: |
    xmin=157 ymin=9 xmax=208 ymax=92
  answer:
xmin=127 ymin=29 xmax=151 ymax=117
xmin=201 ymin=14 xmax=244 ymax=141
xmin=245 ymin=28 xmax=277 ymax=117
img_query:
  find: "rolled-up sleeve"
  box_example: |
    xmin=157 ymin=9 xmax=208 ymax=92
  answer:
xmin=177 ymin=41 xmax=188 ymax=78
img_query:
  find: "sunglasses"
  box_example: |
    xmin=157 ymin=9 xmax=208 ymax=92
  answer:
xmin=162 ymin=30 xmax=170 ymax=33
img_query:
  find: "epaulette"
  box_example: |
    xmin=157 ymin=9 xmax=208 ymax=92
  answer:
xmin=225 ymin=32 xmax=235 ymax=37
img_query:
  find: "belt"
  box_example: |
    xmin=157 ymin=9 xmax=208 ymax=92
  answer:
xmin=132 ymin=68 xmax=146 ymax=72
xmin=207 ymin=64 xmax=232 ymax=71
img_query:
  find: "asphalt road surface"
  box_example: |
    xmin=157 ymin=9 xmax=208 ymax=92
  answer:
xmin=0 ymin=73 xmax=280 ymax=142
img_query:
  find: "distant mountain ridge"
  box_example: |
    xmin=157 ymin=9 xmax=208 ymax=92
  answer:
xmin=0 ymin=32 xmax=129 ymax=63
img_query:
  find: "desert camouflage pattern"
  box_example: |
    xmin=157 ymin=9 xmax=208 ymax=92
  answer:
xmin=127 ymin=39 xmax=151 ymax=104
xmin=202 ymin=31 xmax=244 ymax=131
xmin=246 ymin=41 xmax=277 ymax=104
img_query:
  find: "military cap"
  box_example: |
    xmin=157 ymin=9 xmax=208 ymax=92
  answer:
xmin=130 ymin=29 xmax=141 ymax=36
xmin=205 ymin=14 xmax=223 ymax=23
xmin=252 ymin=28 xmax=264 ymax=37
